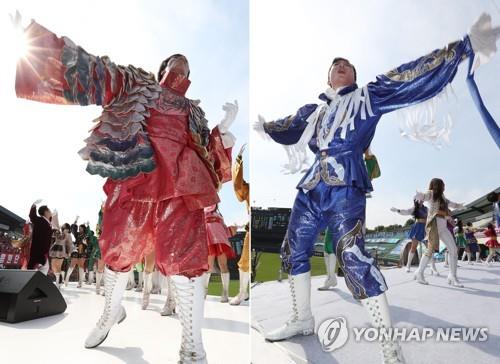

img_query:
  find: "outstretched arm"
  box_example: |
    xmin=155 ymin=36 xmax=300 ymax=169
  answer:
xmin=15 ymin=16 xmax=151 ymax=107
xmin=256 ymin=104 xmax=318 ymax=145
xmin=390 ymin=207 xmax=414 ymax=216
xmin=232 ymin=148 xmax=249 ymax=204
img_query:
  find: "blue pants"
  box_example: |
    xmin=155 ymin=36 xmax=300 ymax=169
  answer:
xmin=281 ymin=183 xmax=387 ymax=300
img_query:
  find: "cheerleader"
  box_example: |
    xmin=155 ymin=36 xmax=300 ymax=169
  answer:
xmin=414 ymin=178 xmax=464 ymax=287
xmin=484 ymin=223 xmax=499 ymax=265
xmin=65 ymin=219 xmax=88 ymax=288
xmin=464 ymin=222 xmax=481 ymax=263
xmin=49 ymin=217 xmax=73 ymax=288
xmin=203 ymin=204 xmax=236 ymax=303
xmin=391 ymin=200 xmax=428 ymax=273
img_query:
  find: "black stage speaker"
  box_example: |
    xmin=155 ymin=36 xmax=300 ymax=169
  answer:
xmin=0 ymin=269 xmax=67 ymax=323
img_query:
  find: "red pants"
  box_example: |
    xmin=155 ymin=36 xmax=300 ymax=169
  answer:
xmin=100 ymin=196 xmax=208 ymax=278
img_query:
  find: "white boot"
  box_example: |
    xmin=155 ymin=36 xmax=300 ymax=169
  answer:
xmin=447 ymin=255 xmax=464 ymax=288
xmin=467 ymin=252 xmax=473 ymax=265
xmin=318 ymin=253 xmax=338 ymax=290
xmin=405 ymin=251 xmax=415 ymax=273
xmin=88 ymin=270 xmax=95 ymax=285
xmin=151 ymin=271 xmax=161 ymax=294
xmin=126 ymin=270 xmax=135 ymax=290
xmin=461 ymin=251 xmax=468 ymax=262
xmin=476 ymin=252 xmax=481 ymax=263
xmin=220 ymin=272 xmax=230 ymax=303
xmin=161 ymin=276 xmax=176 ymax=316
xmin=203 ymin=272 xmax=211 ymax=299
xmin=65 ymin=267 xmax=74 ymax=287
xmin=78 ymin=268 xmax=85 ymax=288
xmin=142 ymin=272 xmax=153 ymax=310
xmin=60 ymin=271 xmax=65 ymax=285
xmin=172 ymin=275 xmax=207 ymax=363
xmin=135 ymin=271 xmax=144 ymax=292
xmin=430 ymin=257 xmax=440 ymax=276
xmin=361 ymin=293 xmax=405 ymax=364
xmin=444 ymin=251 xmax=449 ymax=267
xmin=264 ymin=271 xmax=315 ymax=342
xmin=229 ymin=270 xmax=249 ymax=306
xmin=84 ymin=267 xmax=128 ymax=348
xmin=96 ymin=272 xmax=103 ymax=295
xmin=414 ymin=255 xmax=429 ymax=285
xmin=54 ymin=272 xmax=61 ymax=288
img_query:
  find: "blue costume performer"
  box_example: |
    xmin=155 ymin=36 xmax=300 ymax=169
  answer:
xmin=255 ymin=13 xmax=500 ymax=364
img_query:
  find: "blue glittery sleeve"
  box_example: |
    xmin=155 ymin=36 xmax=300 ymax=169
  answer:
xmin=367 ymin=36 xmax=474 ymax=115
xmin=263 ymin=103 xmax=318 ymax=145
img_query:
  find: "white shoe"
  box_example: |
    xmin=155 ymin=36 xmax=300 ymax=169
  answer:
xmin=172 ymin=275 xmax=207 ymax=363
xmin=229 ymin=270 xmax=250 ymax=306
xmin=361 ymin=293 xmax=405 ymax=364
xmin=414 ymin=255 xmax=429 ymax=285
xmin=84 ymin=267 xmax=129 ymax=348
xmin=160 ymin=276 xmax=176 ymax=316
xmin=405 ymin=266 xmax=411 ymax=273
xmin=65 ymin=267 xmax=74 ymax=287
xmin=142 ymin=272 xmax=153 ymax=310
xmin=264 ymin=271 xmax=315 ymax=342
xmin=414 ymin=271 xmax=428 ymax=285
xmin=318 ymin=253 xmax=338 ymax=290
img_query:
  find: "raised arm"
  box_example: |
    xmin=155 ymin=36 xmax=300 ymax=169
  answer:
xmin=259 ymin=104 xmax=318 ymax=145
xmin=232 ymin=151 xmax=249 ymax=204
xmin=390 ymin=207 xmax=414 ymax=216
xmin=29 ymin=204 xmax=37 ymax=223
xmin=367 ymin=37 xmax=473 ymax=116
xmin=15 ymin=19 xmax=152 ymax=107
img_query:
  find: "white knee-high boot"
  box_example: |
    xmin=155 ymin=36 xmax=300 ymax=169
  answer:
xmin=78 ymin=268 xmax=85 ymax=288
xmin=405 ymin=251 xmax=415 ymax=273
xmin=429 ymin=256 xmax=439 ymax=276
xmin=229 ymin=270 xmax=249 ymax=306
xmin=437 ymin=219 xmax=463 ymax=287
xmin=65 ymin=267 xmax=74 ymax=287
xmin=54 ymin=272 xmax=61 ymax=288
xmin=220 ymin=272 xmax=230 ymax=303
xmin=142 ymin=272 xmax=153 ymax=310
xmin=318 ymin=253 xmax=338 ymax=290
xmin=172 ymin=275 xmax=207 ymax=363
xmin=361 ymin=293 xmax=405 ymax=364
xmin=135 ymin=271 xmax=144 ymax=292
xmin=476 ymin=251 xmax=481 ymax=263
xmin=203 ymin=272 xmax=211 ymax=298
xmin=151 ymin=271 xmax=161 ymax=294
xmin=414 ymin=255 xmax=430 ymax=285
xmin=84 ymin=267 xmax=128 ymax=348
xmin=161 ymin=276 xmax=176 ymax=316
xmin=264 ymin=271 xmax=314 ymax=341
xmin=88 ymin=270 xmax=95 ymax=285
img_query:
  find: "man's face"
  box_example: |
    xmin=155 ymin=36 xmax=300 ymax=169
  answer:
xmin=166 ymin=55 xmax=190 ymax=78
xmin=328 ymin=59 xmax=355 ymax=89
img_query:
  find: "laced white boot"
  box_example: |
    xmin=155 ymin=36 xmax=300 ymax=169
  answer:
xmin=361 ymin=293 xmax=405 ymax=364
xmin=65 ymin=267 xmax=74 ymax=287
xmin=96 ymin=271 xmax=103 ymax=295
xmin=172 ymin=275 xmax=207 ymax=364
xmin=84 ymin=267 xmax=128 ymax=348
xmin=414 ymin=255 xmax=429 ymax=285
xmin=229 ymin=270 xmax=249 ymax=306
xmin=161 ymin=276 xmax=176 ymax=316
xmin=264 ymin=271 xmax=315 ymax=342
xmin=220 ymin=272 xmax=230 ymax=303
xmin=318 ymin=253 xmax=338 ymax=290
xmin=142 ymin=272 xmax=153 ymax=310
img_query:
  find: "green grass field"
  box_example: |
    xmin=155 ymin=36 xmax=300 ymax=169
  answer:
xmin=254 ymin=252 xmax=327 ymax=282
xmin=207 ymin=279 xmax=239 ymax=297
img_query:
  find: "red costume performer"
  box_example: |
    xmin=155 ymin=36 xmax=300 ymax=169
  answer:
xmin=205 ymin=204 xmax=236 ymax=259
xmin=14 ymin=16 xmax=237 ymax=363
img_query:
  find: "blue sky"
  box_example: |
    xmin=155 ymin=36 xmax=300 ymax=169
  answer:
xmin=0 ymin=0 xmax=249 ymax=228
xmin=250 ymin=0 xmax=500 ymax=228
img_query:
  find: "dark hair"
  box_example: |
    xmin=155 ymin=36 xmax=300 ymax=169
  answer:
xmin=38 ymin=205 xmax=49 ymax=216
xmin=78 ymin=224 xmax=86 ymax=233
xmin=412 ymin=199 xmax=421 ymax=219
xmin=157 ymin=54 xmax=189 ymax=81
xmin=457 ymin=220 xmax=463 ymax=233
xmin=487 ymin=191 xmax=498 ymax=203
xmin=329 ymin=57 xmax=357 ymax=81
xmin=466 ymin=222 xmax=472 ymax=227
xmin=61 ymin=223 xmax=71 ymax=231
xmin=487 ymin=223 xmax=494 ymax=231
xmin=429 ymin=178 xmax=447 ymax=211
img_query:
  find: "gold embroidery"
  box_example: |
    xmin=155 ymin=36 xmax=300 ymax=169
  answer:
xmin=385 ymin=41 xmax=460 ymax=82
xmin=263 ymin=115 xmax=295 ymax=132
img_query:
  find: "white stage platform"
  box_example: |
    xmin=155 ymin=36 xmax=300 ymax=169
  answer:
xmin=0 ymin=284 xmax=249 ymax=364
xmin=252 ymin=262 xmax=500 ymax=364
